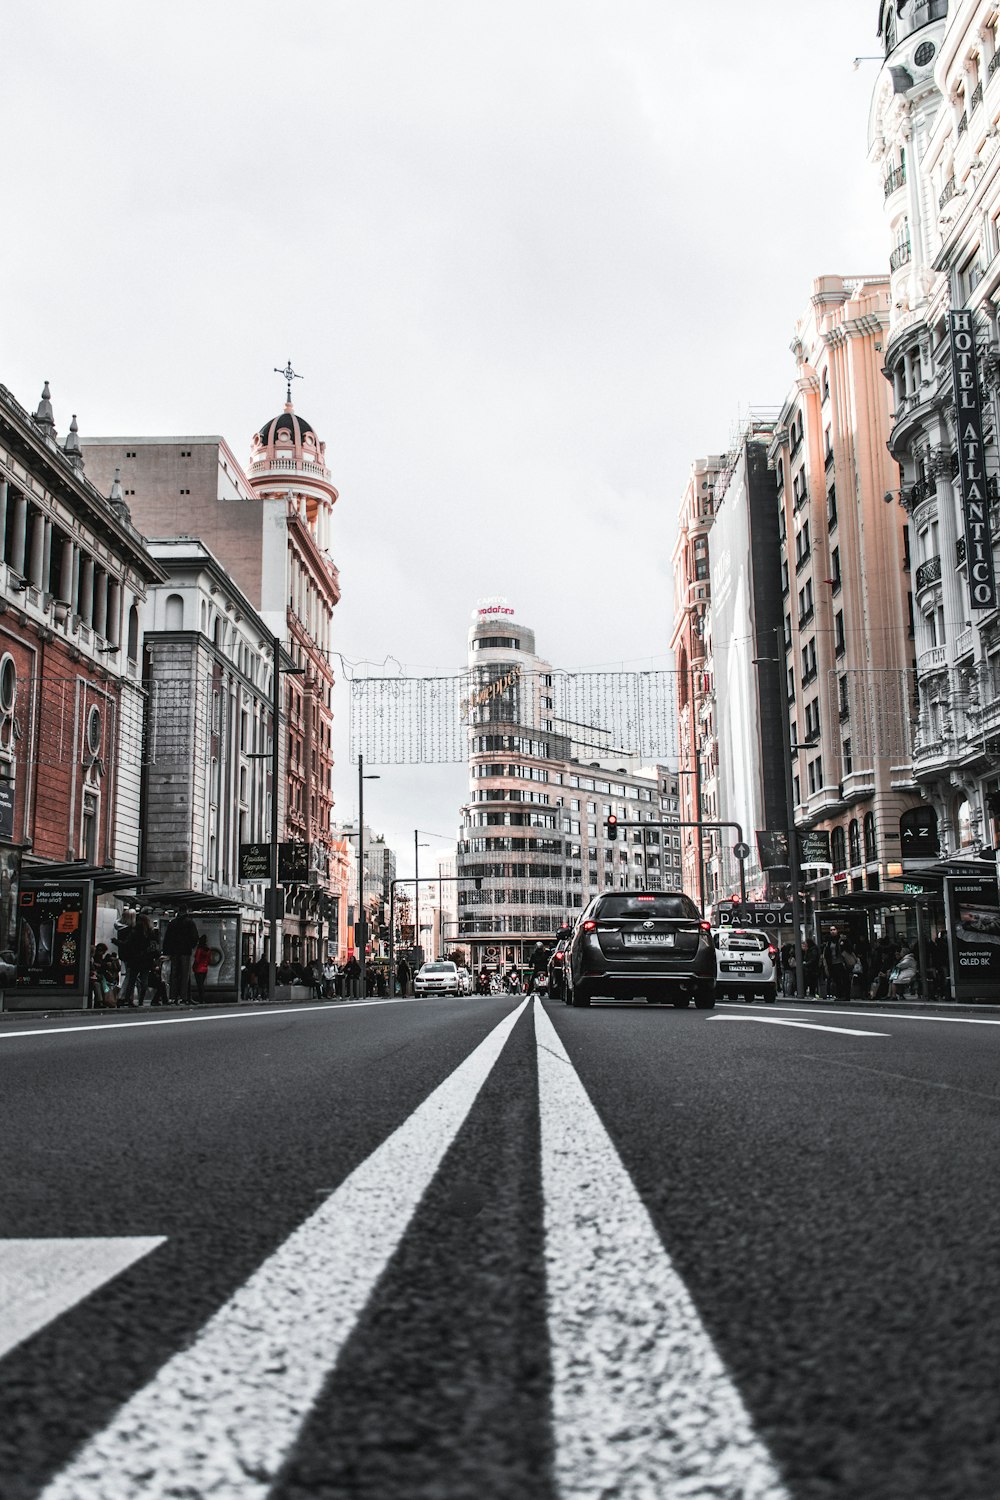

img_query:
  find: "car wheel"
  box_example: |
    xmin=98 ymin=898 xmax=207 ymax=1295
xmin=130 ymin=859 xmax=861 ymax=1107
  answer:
xmin=762 ymin=985 xmax=777 ymax=1004
xmin=571 ymin=981 xmax=592 ymax=1008
xmin=671 ymin=994 xmax=689 ymax=1009
xmin=694 ymin=989 xmax=716 ymax=1010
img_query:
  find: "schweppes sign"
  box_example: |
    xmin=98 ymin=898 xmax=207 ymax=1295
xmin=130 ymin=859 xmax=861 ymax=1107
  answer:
xmin=460 ymin=665 xmax=521 ymax=719
xmin=949 ymin=310 xmax=998 ymax=610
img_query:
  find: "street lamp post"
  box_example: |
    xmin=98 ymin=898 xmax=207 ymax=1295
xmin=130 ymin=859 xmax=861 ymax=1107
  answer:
xmin=357 ymin=755 xmax=380 ymax=1000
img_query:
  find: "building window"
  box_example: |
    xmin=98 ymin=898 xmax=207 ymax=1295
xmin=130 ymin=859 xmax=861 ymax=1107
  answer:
xmin=827 ymin=486 xmax=837 ymax=529
xmin=863 ymin=811 xmax=877 ymax=863
xmin=843 ymin=738 xmax=853 ymax=775
xmin=832 ymin=826 xmax=846 ymax=870
xmin=848 ymin=819 xmax=861 ymax=867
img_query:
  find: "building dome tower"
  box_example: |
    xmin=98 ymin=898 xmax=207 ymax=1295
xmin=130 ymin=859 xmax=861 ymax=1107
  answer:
xmin=246 ymin=364 xmax=342 ymax=965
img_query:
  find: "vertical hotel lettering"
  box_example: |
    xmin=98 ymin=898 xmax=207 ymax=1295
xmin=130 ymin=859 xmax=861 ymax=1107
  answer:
xmin=948 ymin=310 xmax=998 ymax=610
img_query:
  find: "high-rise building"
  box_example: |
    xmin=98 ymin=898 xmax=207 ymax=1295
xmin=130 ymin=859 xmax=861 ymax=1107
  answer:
xmin=704 ymin=417 xmax=786 ymax=906
xmin=768 ymin=275 xmax=923 ymax=900
xmin=455 ymin=602 xmax=679 ymax=973
xmin=671 ymin=456 xmax=725 ymax=903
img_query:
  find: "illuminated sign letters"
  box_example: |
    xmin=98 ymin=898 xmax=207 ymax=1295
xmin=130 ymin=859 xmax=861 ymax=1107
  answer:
xmin=949 ymin=311 xmax=998 ymax=611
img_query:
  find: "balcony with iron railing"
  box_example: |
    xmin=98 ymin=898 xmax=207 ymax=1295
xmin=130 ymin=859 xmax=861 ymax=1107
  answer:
xmin=971 ymin=82 xmax=984 ymax=112
xmin=990 ymin=51 xmax=1000 ymax=81
xmin=939 ymin=176 xmax=958 ymax=210
xmin=884 ymin=164 xmax=907 ymax=198
xmin=890 ymin=237 xmax=912 ymax=271
xmin=917 ymin=645 xmax=947 ymax=675
xmin=915 ymin=554 xmax=942 ymax=592
xmin=958 ymin=110 xmax=969 ymax=136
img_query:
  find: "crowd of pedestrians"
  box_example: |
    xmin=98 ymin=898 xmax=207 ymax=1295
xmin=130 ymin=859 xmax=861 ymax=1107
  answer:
xmin=778 ymin=927 xmax=950 ymax=1002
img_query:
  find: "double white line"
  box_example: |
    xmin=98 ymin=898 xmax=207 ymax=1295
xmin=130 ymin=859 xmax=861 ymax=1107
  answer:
xmin=38 ymin=999 xmax=789 ymax=1499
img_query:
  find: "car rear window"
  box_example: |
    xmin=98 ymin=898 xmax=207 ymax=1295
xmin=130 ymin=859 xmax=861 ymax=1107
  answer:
xmin=423 ymin=962 xmax=457 ymax=973
xmin=594 ymin=894 xmax=702 ymax=920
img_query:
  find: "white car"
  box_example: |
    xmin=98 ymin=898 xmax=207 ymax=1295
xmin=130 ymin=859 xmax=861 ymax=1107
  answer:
xmin=414 ymin=961 xmax=462 ymax=996
xmin=712 ymin=929 xmax=778 ymax=1002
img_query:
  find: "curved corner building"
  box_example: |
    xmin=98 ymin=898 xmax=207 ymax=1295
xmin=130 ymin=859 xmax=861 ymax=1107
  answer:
xmin=456 ymin=601 xmax=681 ymax=973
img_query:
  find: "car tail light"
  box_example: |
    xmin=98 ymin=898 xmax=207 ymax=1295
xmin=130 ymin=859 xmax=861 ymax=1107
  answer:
xmin=583 ymin=919 xmax=597 ymax=932
xmin=768 ymin=945 xmax=777 ymax=959
xmin=700 ymin=921 xmax=712 ymax=932
xmin=636 ymin=895 xmax=655 ymax=901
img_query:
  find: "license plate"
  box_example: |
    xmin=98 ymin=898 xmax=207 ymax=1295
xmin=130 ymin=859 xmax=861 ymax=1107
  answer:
xmin=624 ymin=933 xmax=674 ymax=947
xmin=723 ymin=964 xmax=757 ymax=973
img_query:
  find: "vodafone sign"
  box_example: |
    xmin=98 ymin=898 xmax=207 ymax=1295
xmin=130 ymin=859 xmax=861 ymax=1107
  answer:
xmin=473 ymin=595 xmax=515 ymax=619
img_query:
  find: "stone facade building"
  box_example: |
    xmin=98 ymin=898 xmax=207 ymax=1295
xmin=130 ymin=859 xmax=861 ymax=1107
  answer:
xmin=83 ymin=391 xmax=342 ymax=965
xmin=868 ymin=0 xmax=1000 ymax=866
xmin=141 ymin=538 xmax=277 ymax=963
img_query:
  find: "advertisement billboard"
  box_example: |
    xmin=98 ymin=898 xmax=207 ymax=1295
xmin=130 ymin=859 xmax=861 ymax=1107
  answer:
xmin=945 ymin=873 xmax=1000 ymax=1003
xmin=9 ymin=880 xmax=93 ymax=1008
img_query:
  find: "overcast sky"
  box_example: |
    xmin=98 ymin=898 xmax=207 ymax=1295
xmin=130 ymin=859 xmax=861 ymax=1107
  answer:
xmin=3 ymin=0 xmax=888 ymax=875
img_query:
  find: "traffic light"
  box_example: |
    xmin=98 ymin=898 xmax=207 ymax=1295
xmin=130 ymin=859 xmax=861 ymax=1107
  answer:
xmin=606 ymin=814 xmax=618 ymax=841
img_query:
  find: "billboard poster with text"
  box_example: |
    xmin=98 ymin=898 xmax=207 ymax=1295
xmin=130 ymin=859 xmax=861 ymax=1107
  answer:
xmin=945 ymin=873 xmax=1000 ymax=1003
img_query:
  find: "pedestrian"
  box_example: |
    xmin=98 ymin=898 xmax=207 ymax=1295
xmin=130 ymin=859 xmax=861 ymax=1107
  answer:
xmin=162 ymin=905 xmax=199 ymax=1004
xmin=840 ymin=936 xmax=862 ymax=1002
xmin=322 ymin=957 xmax=337 ymax=998
xmin=395 ymin=956 xmax=411 ymax=997
xmin=191 ymin=934 xmax=212 ymax=1004
xmin=90 ymin=943 xmax=119 ymax=1008
xmin=889 ymin=942 xmax=918 ymax=998
xmin=343 ymin=954 xmax=361 ymax=999
xmin=822 ymin=927 xmax=850 ymax=1002
xmin=120 ymin=913 xmax=158 ymax=1007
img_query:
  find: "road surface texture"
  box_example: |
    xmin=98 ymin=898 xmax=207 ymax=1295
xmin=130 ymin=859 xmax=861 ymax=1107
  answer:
xmin=1 ymin=993 xmax=997 ymax=1498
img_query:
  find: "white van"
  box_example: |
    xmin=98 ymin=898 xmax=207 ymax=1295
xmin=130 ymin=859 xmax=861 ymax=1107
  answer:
xmin=712 ymin=929 xmax=778 ymax=1003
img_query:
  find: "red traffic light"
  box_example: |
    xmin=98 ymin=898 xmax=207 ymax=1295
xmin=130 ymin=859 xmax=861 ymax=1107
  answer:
xmin=606 ymin=814 xmax=618 ymax=841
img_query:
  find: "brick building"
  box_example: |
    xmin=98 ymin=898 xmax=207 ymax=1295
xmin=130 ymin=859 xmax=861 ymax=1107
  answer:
xmin=0 ymin=381 xmax=164 ymax=1004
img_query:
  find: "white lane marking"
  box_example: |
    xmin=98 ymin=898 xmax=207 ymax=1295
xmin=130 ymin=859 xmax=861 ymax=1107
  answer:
xmin=0 ymin=995 xmax=443 ymax=1042
xmin=38 ymin=999 xmax=530 ymax=1500
xmin=719 ymin=1003 xmax=1000 ymax=1026
xmin=0 ymin=1238 xmax=165 ymax=1360
xmin=533 ymin=999 xmax=790 ymax=1500
xmin=709 ymin=1016 xmax=889 ymax=1037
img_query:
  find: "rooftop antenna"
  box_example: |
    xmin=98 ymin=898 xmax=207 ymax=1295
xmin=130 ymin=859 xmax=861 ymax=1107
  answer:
xmin=274 ymin=360 xmax=303 ymax=405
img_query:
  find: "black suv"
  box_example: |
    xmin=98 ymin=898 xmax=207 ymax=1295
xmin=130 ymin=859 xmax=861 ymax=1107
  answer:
xmin=565 ymin=890 xmax=716 ymax=1008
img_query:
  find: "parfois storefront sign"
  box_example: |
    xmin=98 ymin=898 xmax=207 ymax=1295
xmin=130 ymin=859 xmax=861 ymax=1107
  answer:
xmin=949 ymin=310 xmax=997 ymax=611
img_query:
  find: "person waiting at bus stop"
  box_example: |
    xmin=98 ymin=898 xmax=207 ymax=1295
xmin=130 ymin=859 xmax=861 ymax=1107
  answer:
xmin=822 ymin=927 xmax=850 ymax=1002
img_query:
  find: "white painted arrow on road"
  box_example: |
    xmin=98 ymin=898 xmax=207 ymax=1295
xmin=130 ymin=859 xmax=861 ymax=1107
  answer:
xmin=709 ymin=1015 xmax=889 ymax=1037
xmin=0 ymin=1238 xmax=166 ymax=1360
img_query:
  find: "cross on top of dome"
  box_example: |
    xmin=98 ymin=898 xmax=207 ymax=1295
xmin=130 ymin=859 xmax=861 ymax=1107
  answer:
xmin=274 ymin=360 xmax=303 ymax=406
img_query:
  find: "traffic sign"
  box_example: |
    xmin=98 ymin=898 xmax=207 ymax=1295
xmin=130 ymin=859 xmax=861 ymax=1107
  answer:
xmin=733 ymin=841 xmax=751 ymax=860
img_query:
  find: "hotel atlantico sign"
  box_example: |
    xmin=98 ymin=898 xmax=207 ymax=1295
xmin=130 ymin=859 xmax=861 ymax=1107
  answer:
xmin=949 ymin=310 xmax=998 ymax=611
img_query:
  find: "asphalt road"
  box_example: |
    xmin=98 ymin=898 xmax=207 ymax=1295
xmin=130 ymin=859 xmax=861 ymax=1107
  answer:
xmin=0 ymin=993 xmax=998 ymax=1499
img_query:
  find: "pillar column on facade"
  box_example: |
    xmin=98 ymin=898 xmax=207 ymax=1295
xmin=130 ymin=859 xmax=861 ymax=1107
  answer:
xmin=9 ymin=491 xmax=27 ymax=577
xmin=107 ymin=579 xmax=122 ymax=648
xmin=41 ymin=519 xmax=53 ymax=594
xmin=70 ymin=544 xmax=81 ymax=613
xmin=79 ymin=554 xmax=95 ymax=626
xmin=93 ymin=569 xmax=109 ymax=640
xmin=0 ymin=483 xmax=8 ymax=562
xmin=58 ymin=533 xmax=74 ymax=604
xmin=27 ymin=511 xmax=45 ymax=590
